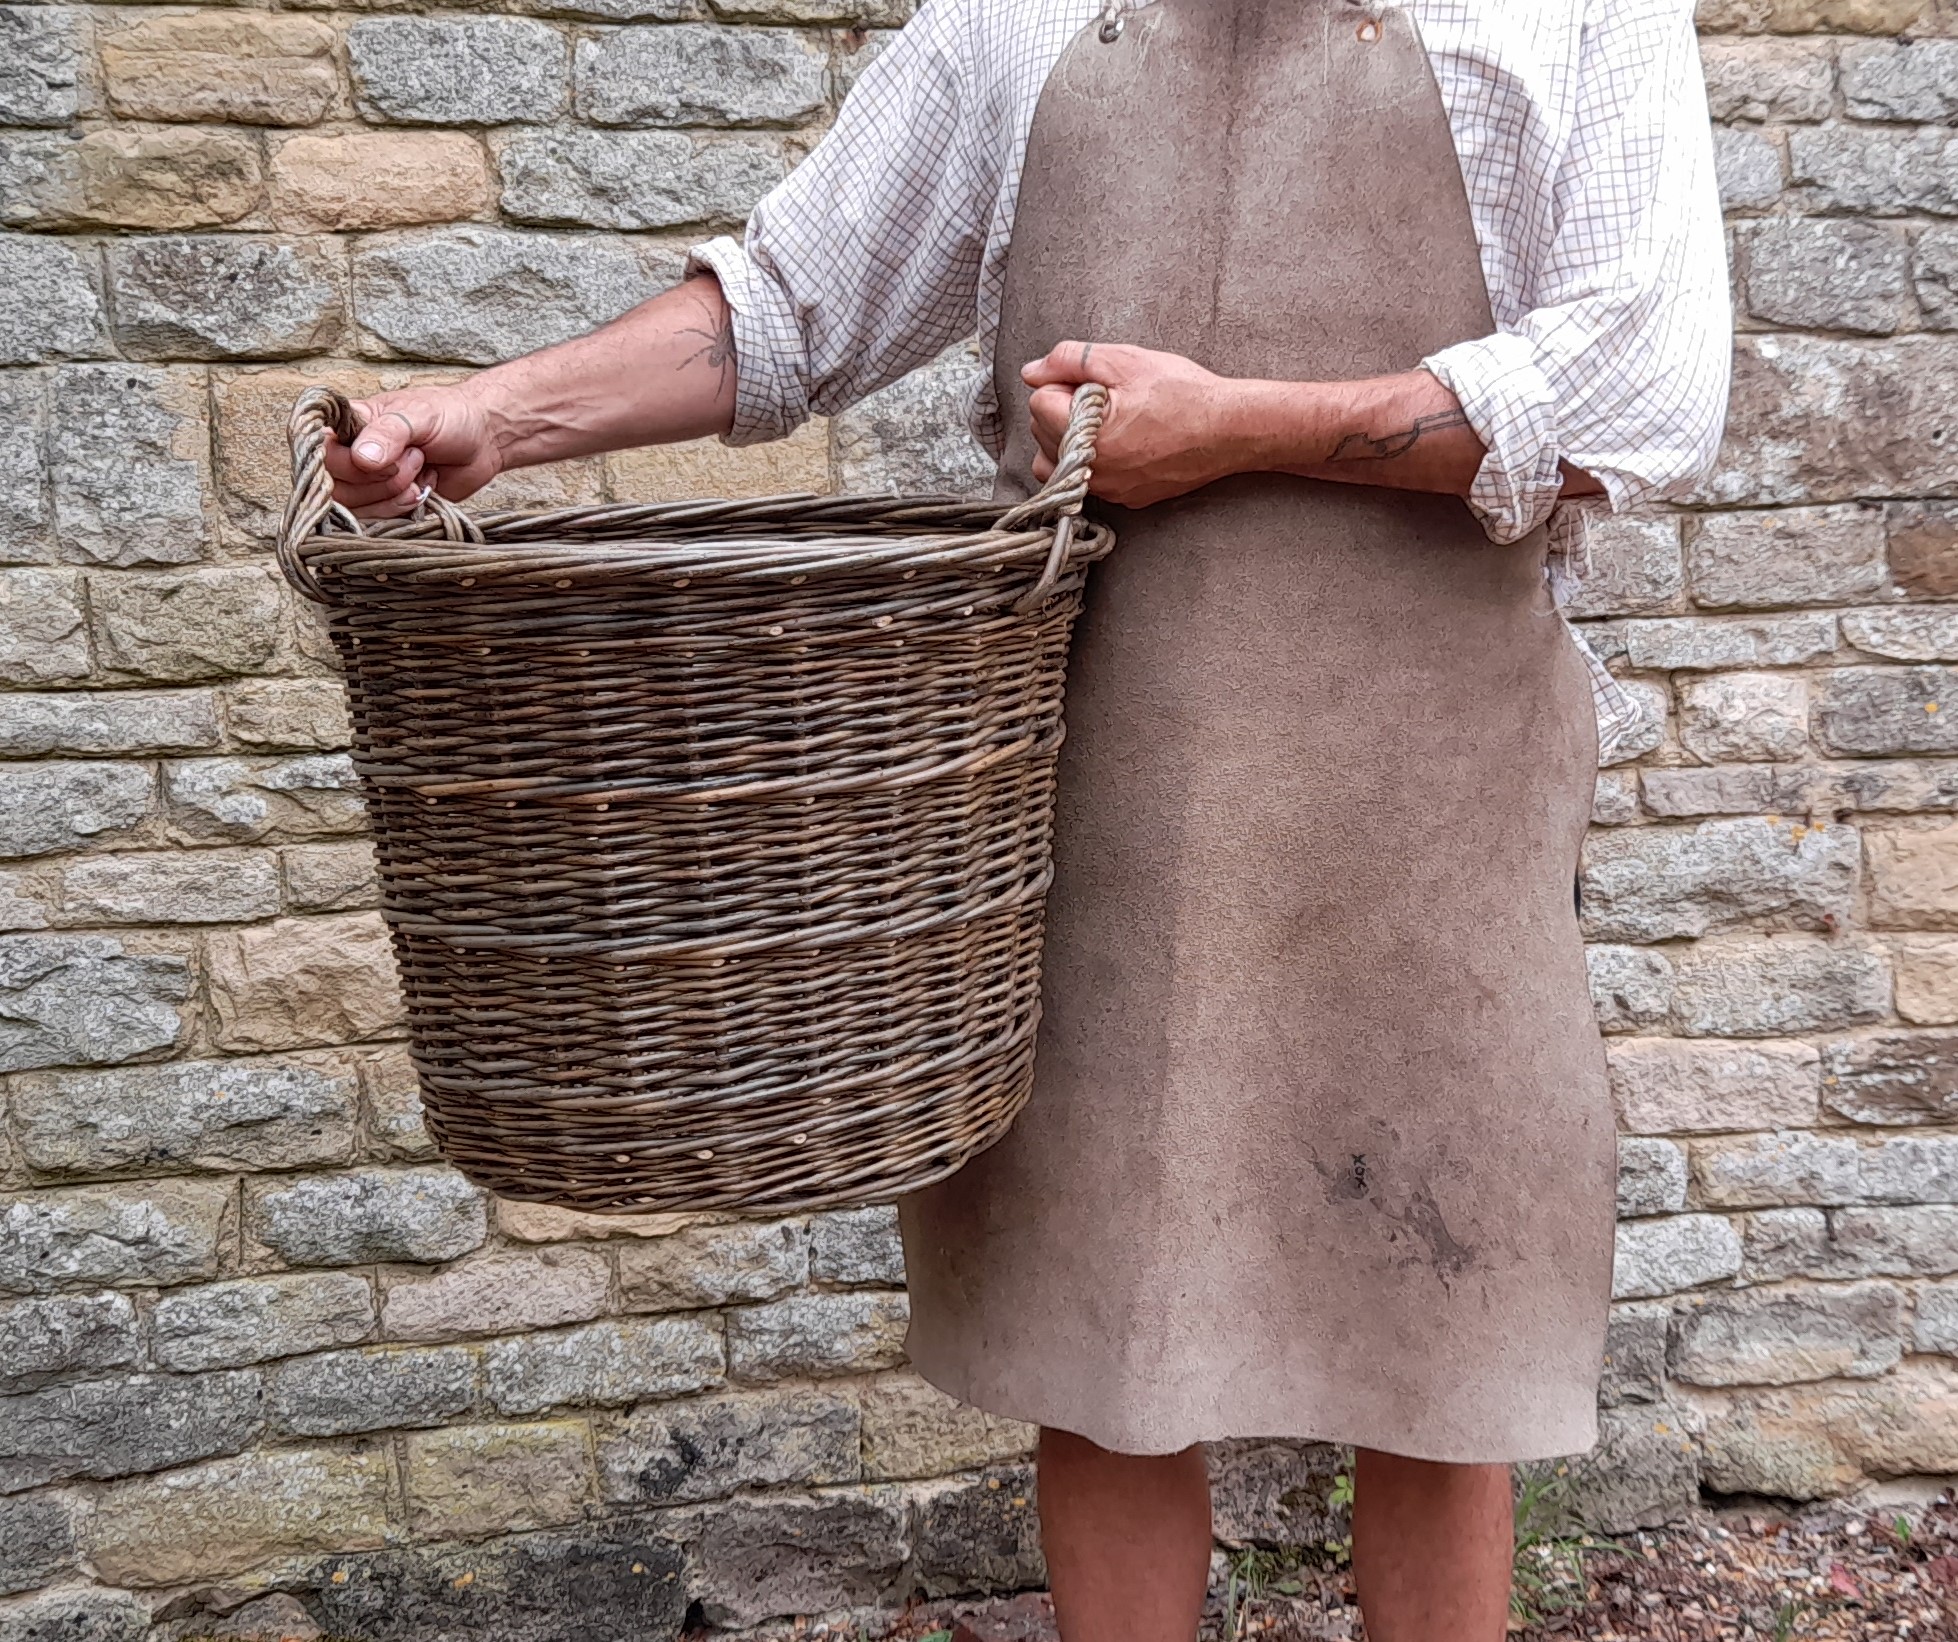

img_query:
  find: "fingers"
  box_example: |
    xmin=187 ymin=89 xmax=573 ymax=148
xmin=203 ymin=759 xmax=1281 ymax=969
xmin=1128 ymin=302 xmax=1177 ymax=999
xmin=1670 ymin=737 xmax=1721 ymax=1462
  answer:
xmin=344 ymin=401 xmax=418 ymax=473
xmin=1020 ymin=340 xmax=1103 ymax=390
xmin=1027 ymin=384 xmax=1072 ymax=461
xmin=334 ymin=448 xmax=427 ymax=511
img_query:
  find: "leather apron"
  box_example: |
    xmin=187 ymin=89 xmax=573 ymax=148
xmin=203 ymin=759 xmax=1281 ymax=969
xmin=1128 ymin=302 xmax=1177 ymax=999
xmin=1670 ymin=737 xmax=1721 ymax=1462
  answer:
xmin=895 ymin=0 xmax=1615 ymax=1463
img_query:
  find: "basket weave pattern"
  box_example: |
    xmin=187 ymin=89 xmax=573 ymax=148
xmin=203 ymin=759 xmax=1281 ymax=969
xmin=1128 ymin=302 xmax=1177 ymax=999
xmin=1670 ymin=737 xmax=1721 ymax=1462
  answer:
xmin=281 ymin=386 xmax=1112 ymax=1214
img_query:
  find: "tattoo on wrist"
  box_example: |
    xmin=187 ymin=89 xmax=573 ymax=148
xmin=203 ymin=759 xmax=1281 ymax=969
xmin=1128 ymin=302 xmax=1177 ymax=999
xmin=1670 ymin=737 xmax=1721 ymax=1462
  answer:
xmin=677 ymin=302 xmax=737 ymax=389
xmin=1328 ymin=407 xmax=1471 ymax=462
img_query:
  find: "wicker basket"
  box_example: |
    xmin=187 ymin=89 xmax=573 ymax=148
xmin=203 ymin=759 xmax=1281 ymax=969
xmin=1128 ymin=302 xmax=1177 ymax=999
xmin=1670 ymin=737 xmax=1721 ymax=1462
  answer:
xmin=278 ymin=384 xmax=1113 ymax=1215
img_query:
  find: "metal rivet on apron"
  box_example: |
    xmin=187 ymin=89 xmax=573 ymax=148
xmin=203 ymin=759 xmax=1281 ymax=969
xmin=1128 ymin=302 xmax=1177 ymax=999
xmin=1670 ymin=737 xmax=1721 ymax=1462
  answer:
xmin=1357 ymin=18 xmax=1381 ymax=40
xmin=1097 ymin=0 xmax=1125 ymax=42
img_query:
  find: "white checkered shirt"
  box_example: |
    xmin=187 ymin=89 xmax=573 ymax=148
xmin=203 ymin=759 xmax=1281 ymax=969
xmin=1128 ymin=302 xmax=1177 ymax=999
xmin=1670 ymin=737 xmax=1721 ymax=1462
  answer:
xmin=688 ymin=0 xmax=1733 ymax=763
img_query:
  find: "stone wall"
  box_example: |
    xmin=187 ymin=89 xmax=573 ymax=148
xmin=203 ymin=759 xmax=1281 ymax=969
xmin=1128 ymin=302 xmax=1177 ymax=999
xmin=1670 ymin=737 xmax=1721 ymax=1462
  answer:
xmin=0 ymin=0 xmax=1954 ymax=1631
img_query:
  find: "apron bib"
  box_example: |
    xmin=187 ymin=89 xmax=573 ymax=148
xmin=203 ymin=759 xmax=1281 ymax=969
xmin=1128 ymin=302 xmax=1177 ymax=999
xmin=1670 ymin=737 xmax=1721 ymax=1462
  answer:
xmin=896 ymin=0 xmax=1615 ymax=1463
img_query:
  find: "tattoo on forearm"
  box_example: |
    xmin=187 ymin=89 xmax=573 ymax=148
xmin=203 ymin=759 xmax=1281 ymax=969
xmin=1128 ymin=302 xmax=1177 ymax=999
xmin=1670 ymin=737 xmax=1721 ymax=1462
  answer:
xmin=1328 ymin=407 xmax=1471 ymax=462
xmin=677 ymin=302 xmax=737 ymax=390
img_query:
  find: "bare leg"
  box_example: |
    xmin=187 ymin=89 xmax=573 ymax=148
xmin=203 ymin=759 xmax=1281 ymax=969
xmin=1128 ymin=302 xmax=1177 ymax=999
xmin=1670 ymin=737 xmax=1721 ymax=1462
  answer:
xmin=1036 ymin=1427 xmax=1212 ymax=1642
xmin=1350 ymin=1447 xmax=1514 ymax=1642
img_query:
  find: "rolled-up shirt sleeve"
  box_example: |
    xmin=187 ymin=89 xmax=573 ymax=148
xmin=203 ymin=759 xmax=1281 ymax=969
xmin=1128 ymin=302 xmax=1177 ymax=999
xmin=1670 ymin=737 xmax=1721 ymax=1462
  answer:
xmin=686 ymin=0 xmax=993 ymax=447
xmin=1420 ymin=0 xmax=1731 ymax=545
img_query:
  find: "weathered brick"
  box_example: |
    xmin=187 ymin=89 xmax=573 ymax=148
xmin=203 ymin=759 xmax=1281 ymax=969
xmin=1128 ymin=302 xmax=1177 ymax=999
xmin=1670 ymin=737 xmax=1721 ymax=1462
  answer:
xmin=0 ymin=372 xmax=49 ymax=561
xmin=910 ymin=1466 xmax=1045 ymax=1599
xmin=1612 ymin=1214 xmax=1743 ymax=1300
xmin=107 ymin=236 xmax=343 ymax=363
xmin=1673 ymin=939 xmax=1890 ymax=1037
xmin=727 ymin=1290 xmax=909 ymax=1382
xmin=247 ymin=1165 xmax=486 ymax=1267
xmin=1557 ymin=514 xmax=1682 ymax=619
xmin=151 ymin=1271 xmax=374 ymax=1371
xmin=9 ymin=128 xmax=263 ymax=232
xmin=1832 ymin=1205 xmax=1958 ymax=1275
xmin=164 ymin=755 xmax=365 ymax=846
xmin=357 ymin=1046 xmax=436 ymax=1160
xmin=672 ymin=1489 xmax=910 ymax=1629
xmin=1609 ymin=1038 xmax=1821 ymax=1134
xmin=206 ymin=912 xmax=403 ymax=1053
xmin=1791 ymin=126 xmax=1958 ymax=216
xmin=50 ymin=364 xmax=210 ymax=567
xmin=84 ymin=1445 xmax=392 ymax=1586
xmin=1868 ymin=823 xmax=1958 ymax=928
xmin=810 ymin=1204 xmax=905 ymax=1285
xmin=1860 ymin=1133 xmax=1958 ymax=1201
xmin=269 ymin=1343 xmax=476 ymax=1436
xmin=351 ymin=17 xmax=568 ymax=124
xmin=88 ymin=568 xmax=281 ymax=683
xmin=1687 ymin=505 xmax=1889 ymax=612
xmin=1915 ymin=1280 xmax=1958 ymax=1352
xmin=0 ymin=1368 xmax=263 ymax=1492
xmin=382 ymin=1245 xmax=610 ymax=1341
xmin=0 ymin=1491 xmax=76 ymax=1595
xmin=1698 ymin=37 xmax=1835 ymax=123
xmin=1693 ymin=1129 xmax=1863 ymax=1208
xmin=722 ymin=0 xmax=910 ymax=18
xmin=1677 ymin=674 xmax=1809 ymax=764
xmin=0 ymin=762 xmax=153 ymax=860
xmin=58 ymin=847 xmax=281 ymax=926
xmin=0 ymin=1293 xmax=138 ymax=1392
xmin=1601 ymin=1303 xmax=1671 ymax=1407
xmin=1696 ymin=0 xmax=1929 ymax=27
xmin=1593 ymin=769 xmax=1642 ymax=825
xmin=494 ymin=1198 xmax=694 ymax=1242
xmin=835 ymin=343 xmax=997 ymax=496
xmin=1740 ymin=1206 xmax=1839 ymax=1283
xmin=0 ymin=691 xmax=218 ymax=758
xmin=1841 ymin=38 xmax=1958 ymax=121
xmin=597 ymin=1387 xmax=857 ymax=1506
xmin=0 ymin=236 xmax=107 ymax=366
xmin=1579 ymin=818 xmax=1856 ymax=942
xmin=1744 ymin=219 xmax=1913 ymax=335
xmin=0 ymin=1178 xmax=228 ymax=1295
xmin=1587 ymin=943 xmax=1675 ymax=1033
xmin=1644 ymin=760 xmax=1958 ymax=820
xmin=0 ymin=934 xmax=190 ymax=1074
xmin=616 ymin=1218 xmax=807 ymax=1310
xmin=575 ymin=25 xmax=826 ymax=127
xmin=0 ymin=1588 xmax=148 ymax=1641
xmin=1622 ymin=613 xmax=1836 ymax=670
xmin=222 ymin=679 xmax=351 ymax=752
xmin=100 ymin=13 xmax=339 ymax=127
xmin=1844 ymin=609 xmax=1958 ymax=662
xmin=498 ymin=128 xmax=785 ymax=230
xmin=404 ymin=1419 xmax=594 ymax=1537
xmin=605 ymin=418 xmax=831 ymax=503
xmin=1671 ymin=1281 xmax=1905 ymax=1388
xmin=0 ymin=571 xmax=89 ymax=685
xmin=0 ymin=8 xmax=84 ymax=128
xmin=1711 ymin=126 xmax=1783 ymax=214
xmin=1890 ymin=939 xmax=1958 ymax=1026
xmin=1920 ymin=226 xmax=1958 ymax=329
xmin=270 ymin=132 xmax=495 ymax=233
xmin=1621 ymin=1140 xmax=1695 ymax=1219
xmin=1816 ymin=666 xmax=1958 ymax=756
xmin=283 ymin=841 xmax=381 ymax=913
xmin=1888 ymin=500 xmax=1958 ymax=597
xmin=484 ymin=1316 xmax=725 ymax=1414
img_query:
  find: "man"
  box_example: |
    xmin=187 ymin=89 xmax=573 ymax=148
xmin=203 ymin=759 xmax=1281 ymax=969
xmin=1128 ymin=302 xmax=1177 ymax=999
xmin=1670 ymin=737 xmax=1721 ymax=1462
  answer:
xmin=327 ymin=0 xmax=1729 ymax=1635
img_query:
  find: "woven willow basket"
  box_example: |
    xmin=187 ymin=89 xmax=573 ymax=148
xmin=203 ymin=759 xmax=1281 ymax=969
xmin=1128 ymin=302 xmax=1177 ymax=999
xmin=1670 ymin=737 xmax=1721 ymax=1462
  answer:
xmin=279 ymin=383 xmax=1113 ymax=1215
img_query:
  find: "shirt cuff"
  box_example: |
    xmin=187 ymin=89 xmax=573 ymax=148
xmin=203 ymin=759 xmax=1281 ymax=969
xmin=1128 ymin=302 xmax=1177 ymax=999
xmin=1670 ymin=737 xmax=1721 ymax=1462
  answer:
xmin=684 ymin=235 xmax=811 ymax=449
xmin=1420 ymin=331 xmax=1563 ymax=545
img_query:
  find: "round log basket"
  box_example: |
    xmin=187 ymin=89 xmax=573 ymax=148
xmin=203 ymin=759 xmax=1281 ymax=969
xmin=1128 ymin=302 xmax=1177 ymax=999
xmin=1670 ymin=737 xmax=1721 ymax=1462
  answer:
xmin=279 ymin=383 xmax=1113 ymax=1215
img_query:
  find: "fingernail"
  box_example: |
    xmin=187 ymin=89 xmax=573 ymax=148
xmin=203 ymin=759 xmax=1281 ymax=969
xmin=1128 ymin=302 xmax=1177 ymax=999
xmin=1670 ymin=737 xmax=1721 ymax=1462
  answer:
xmin=356 ymin=441 xmax=385 ymax=462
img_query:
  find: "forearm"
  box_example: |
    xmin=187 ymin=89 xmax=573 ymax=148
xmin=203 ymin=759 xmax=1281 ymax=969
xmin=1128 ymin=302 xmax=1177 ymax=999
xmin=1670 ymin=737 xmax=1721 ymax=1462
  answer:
xmin=466 ymin=275 xmax=739 ymax=471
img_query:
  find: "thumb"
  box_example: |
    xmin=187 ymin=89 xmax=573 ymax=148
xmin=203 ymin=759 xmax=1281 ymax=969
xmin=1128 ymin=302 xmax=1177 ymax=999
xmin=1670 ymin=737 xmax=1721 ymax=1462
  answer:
xmin=344 ymin=401 xmax=416 ymax=473
xmin=1021 ymin=340 xmax=1099 ymax=390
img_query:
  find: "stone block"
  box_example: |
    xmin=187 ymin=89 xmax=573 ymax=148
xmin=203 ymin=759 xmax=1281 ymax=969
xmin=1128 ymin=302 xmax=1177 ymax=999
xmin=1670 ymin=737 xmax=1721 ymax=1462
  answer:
xmin=1581 ymin=818 xmax=1855 ymax=943
xmin=404 ymin=1420 xmax=594 ymax=1538
xmin=351 ymin=17 xmax=568 ymax=125
xmin=1704 ymin=337 xmax=1958 ymax=508
xmin=1791 ymin=126 xmax=1958 ymax=216
xmin=1888 ymin=501 xmax=1958 ymax=598
xmin=674 ymin=1489 xmax=910 ymax=1628
xmin=575 ymin=25 xmax=826 ymax=127
xmin=1205 ymin=1438 xmax=1342 ymax=1547
xmin=1612 ymin=1213 xmax=1743 ymax=1299
xmin=606 ymin=420 xmax=831 ymax=502
xmin=357 ymin=1047 xmax=436 ymax=1160
xmin=1869 ymin=824 xmax=1958 ymax=929
xmin=354 ymin=227 xmax=680 ymax=366
xmin=0 ymin=571 xmax=90 ymax=685
xmin=0 ymin=1589 xmax=147 ymax=1642
xmin=0 ymin=235 xmax=107 ymax=365
xmin=1608 ymin=1038 xmax=1820 ymax=1134
xmin=108 ymin=236 xmax=343 ymax=362
xmin=834 ymin=343 xmax=997 ymax=496
xmin=1687 ymin=505 xmax=1889 ymax=612
xmin=483 ymin=1316 xmax=725 ymax=1414
xmin=0 ymin=1368 xmax=263 ymax=1492
xmin=861 ymin=1372 xmax=1034 ymax=1481
xmin=283 ymin=842 xmax=381 ymax=913
xmin=1816 ymin=666 xmax=1958 ymax=757
xmin=247 ymin=1165 xmax=487 ymax=1267
xmin=101 ymin=13 xmax=339 ymax=127
xmin=24 ymin=128 xmax=263 ymax=231
xmin=911 ymin=1466 xmax=1045 ymax=1598
xmin=1695 ymin=0 xmax=1929 ymax=28
xmin=1671 ymin=938 xmax=1889 ymax=1038
xmin=1915 ymin=1280 xmax=1958 ymax=1352
xmin=1668 ymin=1283 xmax=1895 ymax=1385
xmin=58 ymin=848 xmax=282 ymax=926
xmin=11 ymin=1055 xmax=356 ymax=1175
xmin=1557 ymin=1403 xmax=1702 ymax=1534
xmin=269 ymin=1343 xmax=477 ymax=1436
xmin=723 ymin=0 xmax=911 ymax=17
xmin=1586 ymin=943 xmax=1674 ymax=1033
xmin=1845 ymin=609 xmax=1958 ymax=662
xmin=164 ymin=755 xmax=365 ymax=846
xmin=1841 ymin=39 xmax=1958 ymax=121
xmin=1621 ymin=613 xmax=1835 ymax=670
xmin=1711 ymin=126 xmax=1782 ymax=213
xmin=0 ymin=1491 xmax=76 ymax=1595
xmin=1743 ymin=220 xmax=1913 ymax=335
xmin=1920 ymin=226 xmax=1958 ymax=328
xmin=494 ymin=1199 xmax=696 ymax=1241
xmin=1693 ymin=1130 xmax=1863 ymax=1208
xmin=1593 ymin=769 xmax=1641 ymax=825
xmin=499 ymin=128 xmax=785 ymax=230
xmin=1891 ymin=938 xmax=1958 ymax=1026
xmin=0 ymin=1293 xmax=138 ymax=1393
xmin=0 ymin=762 xmax=153 ymax=860
xmin=1601 ymin=1302 xmax=1671 ymax=1407
xmin=1557 ymin=513 xmax=1682 ymax=619
xmin=270 ymin=132 xmax=495 ymax=233
xmin=1601 ymin=678 xmax=1669 ymax=767
xmin=1618 ymin=1137 xmax=1689 ymax=1217
xmin=0 ymin=132 xmax=70 ymax=228
xmin=1740 ymin=1207 xmax=1838 ymax=1283
xmin=1825 ymin=1028 xmax=1958 ymax=1123
xmin=151 ymin=1271 xmax=374 ymax=1371
xmin=206 ymin=913 xmax=403 ymax=1053
xmin=0 ymin=372 xmax=50 ymax=560
xmin=1832 ymin=1205 xmax=1958 ymax=1276
xmin=0 ymin=8 xmax=83 ymax=127
xmin=1699 ymin=37 xmax=1835 ymax=123
xmin=810 ymin=1204 xmax=905 ymax=1285
xmin=596 ymin=1388 xmax=858 ymax=1505
xmin=727 ymin=1290 xmax=910 ymax=1381
xmin=1860 ymin=1133 xmax=1958 ymax=1201
xmin=0 ymin=933 xmax=190 ymax=1073
xmin=615 ymin=1218 xmax=807 ymax=1310
xmin=382 ymin=1245 xmax=611 ymax=1341
xmin=0 ymin=691 xmax=219 ymax=758
xmin=223 ymin=679 xmax=350 ymax=752
xmin=84 ymin=1445 xmax=392 ymax=1586
xmin=88 ymin=568 xmax=281 ymax=682
xmin=51 ymin=361 xmax=210 ymax=565
xmin=0 ymin=1177 xmax=229 ymax=1295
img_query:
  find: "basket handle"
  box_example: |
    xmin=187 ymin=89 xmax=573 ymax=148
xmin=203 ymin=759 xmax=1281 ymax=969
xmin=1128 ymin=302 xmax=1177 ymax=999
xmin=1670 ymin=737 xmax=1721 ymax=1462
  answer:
xmin=994 ymin=381 xmax=1109 ymax=609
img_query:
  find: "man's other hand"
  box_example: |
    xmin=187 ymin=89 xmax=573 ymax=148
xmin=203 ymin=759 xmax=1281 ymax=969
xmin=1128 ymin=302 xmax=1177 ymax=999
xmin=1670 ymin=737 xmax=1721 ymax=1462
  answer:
xmin=324 ymin=387 xmax=505 ymax=520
